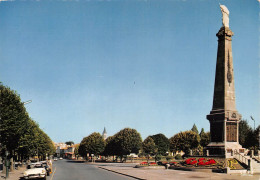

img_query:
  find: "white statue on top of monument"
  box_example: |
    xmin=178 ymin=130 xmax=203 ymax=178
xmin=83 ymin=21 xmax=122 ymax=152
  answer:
xmin=220 ymin=4 xmax=229 ymax=28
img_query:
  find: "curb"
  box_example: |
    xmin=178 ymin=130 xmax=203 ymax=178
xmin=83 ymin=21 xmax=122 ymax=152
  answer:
xmin=98 ymin=166 xmax=146 ymax=180
xmin=135 ymin=165 xmax=165 ymax=169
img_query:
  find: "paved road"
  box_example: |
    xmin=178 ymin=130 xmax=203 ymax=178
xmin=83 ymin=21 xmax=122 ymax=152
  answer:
xmin=51 ymin=160 xmax=134 ymax=180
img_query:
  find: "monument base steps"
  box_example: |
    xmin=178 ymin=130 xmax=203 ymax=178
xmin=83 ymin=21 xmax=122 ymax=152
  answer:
xmin=251 ymin=158 xmax=260 ymax=173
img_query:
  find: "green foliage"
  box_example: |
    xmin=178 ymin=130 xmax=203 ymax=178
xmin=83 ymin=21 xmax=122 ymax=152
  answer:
xmin=142 ymin=137 xmax=157 ymax=156
xmin=155 ymin=154 xmax=162 ymax=162
xmin=18 ymin=119 xmax=42 ymax=159
xmin=74 ymin=144 xmax=79 ymax=154
xmin=199 ymin=128 xmax=205 ymax=137
xmin=169 ymin=131 xmax=200 ymax=155
xmin=245 ymin=129 xmax=258 ymax=150
xmin=174 ymin=154 xmax=182 ymax=160
xmin=200 ymin=131 xmax=210 ymax=147
xmin=80 ymin=132 xmax=105 ymax=156
xmin=0 ymin=84 xmax=29 ymax=156
xmin=150 ymin=133 xmax=169 ymax=156
xmin=103 ymin=136 xmax=116 ymax=156
xmin=0 ymin=83 xmax=55 ymax=160
xmin=191 ymin=124 xmax=199 ymax=134
xmin=78 ymin=144 xmax=86 ymax=158
xmin=113 ymin=128 xmax=142 ymax=157
xmin=239 ymin=119 xmax=256 ymax=148
xmin=166 ymin=156 xmax=173 ymax=162
xmin=74 ymin=144 xmax=80 ymax=159
xmin=99 ymin=129 xmax=142 ymax=161
xmin=36 ymin=128 xmax=56 ymax=159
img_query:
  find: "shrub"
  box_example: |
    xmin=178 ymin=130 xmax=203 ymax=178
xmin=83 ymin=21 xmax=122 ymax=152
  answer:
xmin=155 ymin=154 xmax=162 ymax=162
xmin=174 ymin=154 xmax=183 ymax=160
xmin=170 ymin=162 xmax=177 ymax=165
xmin=166 ymin=156 xmax=173 ymax=161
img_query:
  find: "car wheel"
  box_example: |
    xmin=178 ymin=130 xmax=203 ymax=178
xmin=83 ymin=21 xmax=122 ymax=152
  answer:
xmin=47 ymin=171 xmax=50 ymax=176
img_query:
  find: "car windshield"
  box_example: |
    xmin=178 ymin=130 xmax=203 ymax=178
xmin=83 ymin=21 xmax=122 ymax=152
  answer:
xmin=33 ymin=164 xmax=43 ymax=168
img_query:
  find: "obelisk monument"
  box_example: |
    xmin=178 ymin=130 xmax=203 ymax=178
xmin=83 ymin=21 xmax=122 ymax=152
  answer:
xmin=206 ymin=5 xmax=244 ymax=157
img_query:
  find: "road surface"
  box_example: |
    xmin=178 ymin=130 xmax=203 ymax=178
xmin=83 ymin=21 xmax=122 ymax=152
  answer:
xmin=50 ymin=160 xmax=134 ymax=180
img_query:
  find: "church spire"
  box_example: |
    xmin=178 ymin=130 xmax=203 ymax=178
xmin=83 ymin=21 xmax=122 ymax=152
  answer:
xmin=102 ymin=127 xmax=107 ymax=140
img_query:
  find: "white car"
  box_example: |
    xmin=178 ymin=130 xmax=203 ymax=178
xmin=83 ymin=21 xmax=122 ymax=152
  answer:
xmin=23 ymin=163 xmax=47 ymax=180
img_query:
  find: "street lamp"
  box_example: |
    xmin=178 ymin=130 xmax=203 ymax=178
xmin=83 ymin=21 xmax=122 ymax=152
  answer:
xmin=251 ymin=116 xmax=255 ymax=131
xmin=251 ymin=116 xmax=260 ymax=153
xmin=23 ymin=100 xmax=32 ymax=105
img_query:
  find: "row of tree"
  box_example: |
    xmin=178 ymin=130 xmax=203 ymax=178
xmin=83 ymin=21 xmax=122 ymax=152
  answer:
xmin=77 ymin=120 xmax=260 ymax=161
xmin=77 ymin=125 xmax=211 ymax=161
xmin=0 ymin=83 xmax=55 ymax=161
xmin=78 ymin=128 xmax=142 ymax=161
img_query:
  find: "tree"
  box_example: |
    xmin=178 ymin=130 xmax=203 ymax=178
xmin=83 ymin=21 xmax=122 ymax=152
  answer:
xmin=199 ymin=128 xmax=205 ymax=137
xmin=0 ymin=83 xmax=29 ymax=158
xmin=191 ymin=124 xmax=199 ymax=134
xmin=200 ymin=132 xmax=210 ymax=147
xmin=34 ymin=127 xmax=55 ymax=160
xmin=142 ymin=137 xmax=157 ymax=162
xmin=74 ymin=144 xmax=80 ymax=159
xmin=243 ymin=125 xmax=258 ymax=151
xmin=79 ymin=132 xmax=105 ymax=158
xmin=17 ymin=119 xmax=40 ymax=160
xmin=78 ymin=144 xmax=86 ymax=158
xmin=239 ymin=120 xmax=254 ymax=147
xmin=253 ymin=126 xmax=260 ymax=152
xmin=113 ymin=128 xmax=142 ymax=160
xmin=0 ymin=83 xmax=55 ymax=161
xmin=150 ymin=133 xmax=169 ymax=156
xmin=169 ymin=131 xmax=200 ymax=155
xmin=103 ymin=136 xmax=116 ymax=157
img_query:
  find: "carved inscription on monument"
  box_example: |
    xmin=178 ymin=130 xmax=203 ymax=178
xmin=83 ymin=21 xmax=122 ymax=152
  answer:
xmin=226 ymin=122 xmax=237 ymax=142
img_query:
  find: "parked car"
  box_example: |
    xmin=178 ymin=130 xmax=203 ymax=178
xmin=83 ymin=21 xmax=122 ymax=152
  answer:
xmin=23 ymin=162 xmax=47 ymax=180
xmin=40 ymin=161 xmax=52 ymax=176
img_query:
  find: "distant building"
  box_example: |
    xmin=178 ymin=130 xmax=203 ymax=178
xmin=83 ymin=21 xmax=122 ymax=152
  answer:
xmin=55 ymin=142 xmax=67 ymax=157
xmin=102 ymin=127 xmax=107 ymax=140
xmin=54 ymin=142 xmax=78 ymax=159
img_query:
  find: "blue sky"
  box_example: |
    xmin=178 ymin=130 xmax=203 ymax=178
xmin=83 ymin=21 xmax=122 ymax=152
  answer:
xmin=0 ymin=0 xmax=259 ymax=143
